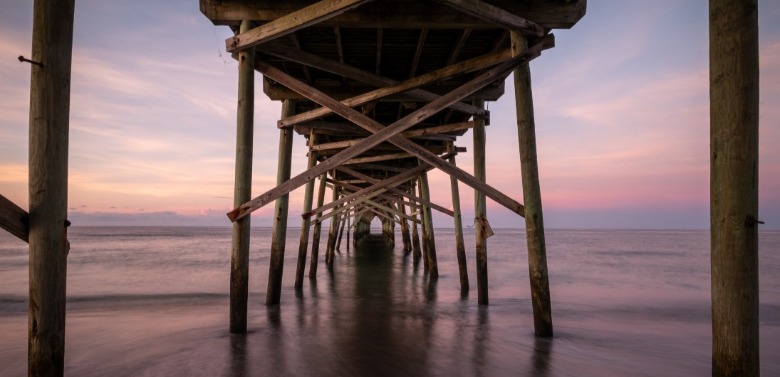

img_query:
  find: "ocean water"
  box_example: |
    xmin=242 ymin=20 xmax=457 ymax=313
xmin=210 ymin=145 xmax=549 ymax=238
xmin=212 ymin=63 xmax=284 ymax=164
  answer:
xmin=0 ymin=227 xmax=778 ymax=376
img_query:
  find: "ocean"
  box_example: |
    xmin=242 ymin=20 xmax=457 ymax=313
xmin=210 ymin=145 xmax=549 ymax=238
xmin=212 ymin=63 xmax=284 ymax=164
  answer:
xmin=0 ymin=227 xmax=778 ymax=376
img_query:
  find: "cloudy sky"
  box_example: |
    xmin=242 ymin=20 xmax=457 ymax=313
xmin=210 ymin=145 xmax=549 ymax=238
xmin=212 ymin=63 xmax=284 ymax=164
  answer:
xmin=1 ymin=1 xmax=778 ymax=229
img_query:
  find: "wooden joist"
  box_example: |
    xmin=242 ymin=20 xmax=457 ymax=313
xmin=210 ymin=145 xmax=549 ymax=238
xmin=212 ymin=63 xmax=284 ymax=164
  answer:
xmin=201 ymin=0 xmax=587 ymax=30
xmin=262 ymin=43 xmax=487 ymax=116
xmin=225 ymin=0 xmax=373 ymax=52
xmin=276 ymin=48 xmax=511 ymax=128
xmin=256 ymin=45 xmax=542 ymax=217
xmin=0 ymin=194 xmax=29 ymax=243
xmin=310 ymin=122 xmax=473 ymax=151
xmin=435 ymin=0 xmax=545 ymax=36
xmin=336 ymin=165 xmax=455 ymax=217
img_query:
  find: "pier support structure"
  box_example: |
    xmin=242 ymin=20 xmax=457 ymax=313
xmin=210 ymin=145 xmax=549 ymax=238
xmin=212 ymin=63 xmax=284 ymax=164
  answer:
xmin=27 ymin=0 xmax=75 ymax=374
xmin=447 ymin=142 xmax=469 ymax=294
xmin=266 ymin=100 xmax=295 ymax=305
xmin=512 ymin=32 xmax=553 ymax=337
xmin=230 ymin=20 xmax=255 ymax=332
xmin=418 ymin=170 xmax=438 ymax=278
xmin=295 ymin=132 xmax=319 ymax=290
xmin=709 ymin=0 xmax=759 ymax=375
xmin=473 ymin=99 xmax=489 ymax=305
xmin=309 ymin=174 xmax=328 ymax=279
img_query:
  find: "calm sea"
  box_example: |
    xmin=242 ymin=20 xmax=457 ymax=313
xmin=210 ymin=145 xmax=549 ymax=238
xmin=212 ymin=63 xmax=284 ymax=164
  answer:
xmin=0 ymin=227 xmax=778 ymax=376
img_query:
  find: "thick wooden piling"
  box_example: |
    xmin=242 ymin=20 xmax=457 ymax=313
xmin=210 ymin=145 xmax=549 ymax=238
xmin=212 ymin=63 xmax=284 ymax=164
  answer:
xmin=294 ymin=133 xmax=318 ymax=290
xmin=27 ymin=0 xmax=75 ymax=374
xmin=447 ymin=142 xmax=469 ymax=293
xmin=512 ymin=32 xmax=553 ymax=336
xmin=418 ymin=170 xmax=439 ymax=278
xmin=709 ymin=0 xmax=759 ymax=375
xmin=335 ymin=215 xmax=346 ymax=251
xmin=309 ymin=174 xmax=327 ymax=279
xmin=473 ymin=99 xmax=489 ymax=305
xmin=266 ymin=100 xmax=295 ymax=305
xmin=230 ymin=20 xmax=255 ymax=332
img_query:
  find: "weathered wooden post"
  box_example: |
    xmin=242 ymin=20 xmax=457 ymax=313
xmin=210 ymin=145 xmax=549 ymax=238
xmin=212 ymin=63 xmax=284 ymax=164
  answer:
xmin=410 ymin=185 xmax=422 ymax=259
xmin=447 ymin=142 xmax=469 ymax=293
xmin=512 ymin=32 xmax=553 ymax=336
xmin=230 ymin=20 xmax=255 ymax=332
xmin=400 ymin=203 xmax=412 ymax=253
xmin=266 ymin=100 xmax=295 ymax=305
xmin=27 ymin=0 xmax=75 ymax=374
xmin=418 ymin=169 xmax=439 ymax=278
xmin=309 ymin=174 xmax=327 ymax=279
xmin=294 ymin=133 xmax=318 ymax=290
xmin=473 ymin=99 xmax=489 ymax=305
xmin=710 ymin=0 xmax=760 ymax=375
xmin=326 ymin=186 xmax=340 ymax=269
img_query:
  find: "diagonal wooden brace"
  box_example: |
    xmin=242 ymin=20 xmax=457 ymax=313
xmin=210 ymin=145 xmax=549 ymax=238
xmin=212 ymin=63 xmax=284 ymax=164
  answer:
xmin=225 ymin=0 xmax=373 ymax=52
xmin=253 ymin=42 xmax=549 ymax=219
xmin=434 ymin=0 xmax=545 ymax=36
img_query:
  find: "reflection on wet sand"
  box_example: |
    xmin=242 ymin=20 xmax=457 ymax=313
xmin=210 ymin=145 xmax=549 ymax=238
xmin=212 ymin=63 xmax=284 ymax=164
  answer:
xmin=224 ymin=234 xmax=554 ymax=377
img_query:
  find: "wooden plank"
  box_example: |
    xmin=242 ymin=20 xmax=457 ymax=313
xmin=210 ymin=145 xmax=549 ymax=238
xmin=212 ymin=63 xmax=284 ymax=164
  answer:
xmin=266 ymin=100 xmax=295 ymax=306
xmin=228 ymin=49 xmax=532 ymax=221
xmin=27 ymin=0 xmax=74 ymax=375
xmin=512 ymin=32 xmax=552 ymax=335
xmin=310 ymin=121 xmax=474 ymax=152
xmin=709 ymin=0 xmax=760 ymax=374
xmin=200 ymin=0 xmax=587 ymax=29
xmin=225 ymin=0 xmax=373 ymax=52
xmin=261 ymin=43 xmax=487 ymax=116
xmin=436 ymin=0 xmax=544 ymax=36
xmin=448 ymin=29 xmax=472 ymax=65
xmin=345 ymin=152 xmax=414 ymax=165
xmin=254 ymin=44 xmax=545 ymax=218
xmin=0 ymin=194 xmax=29 ymax=243
xmin=409 ymin=29 xmax=428 ymax=78
xmin=277 ymin=48 xmax=512 ymax=128
xmin=229 ymin=20 xmax=255 ymax=334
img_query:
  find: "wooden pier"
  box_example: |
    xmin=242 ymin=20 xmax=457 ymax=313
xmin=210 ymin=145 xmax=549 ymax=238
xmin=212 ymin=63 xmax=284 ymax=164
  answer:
xmin=0 ymin=0 xmax=763 ymax=375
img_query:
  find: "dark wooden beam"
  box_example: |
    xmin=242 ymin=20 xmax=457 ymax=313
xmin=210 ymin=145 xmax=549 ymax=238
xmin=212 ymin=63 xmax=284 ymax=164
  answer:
xmin=276 ymin=48 xmax=512 ymax=128
xmin=261 ymin=42 xmax=487 ymax=115
xmin=201 ymin=0 xmax=587 ymax=30
xmin=0 ymin=194 xmax=28 ymax=243
xmin=435 ymin=0 xmax=544 ymax=36
xmin=409 ymin=29 xmax=428 ymax=78
xmin=258 ymin=45 xmax=545 ymax=217
xmin=225 ymin=0 xmax=373 ymax=52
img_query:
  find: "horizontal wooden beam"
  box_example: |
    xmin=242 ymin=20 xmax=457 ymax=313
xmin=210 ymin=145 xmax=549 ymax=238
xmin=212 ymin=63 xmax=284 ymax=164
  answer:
xmin=0 ymin=194 xmax=29 ymax=243
xmin=304 ymin=161 xmax=432 ymax=219
xmin=261 ymin=43 xmax=487 ymax=116
xmin=225 ymin=0 xmax=372 ymax=52
xmin=336 ymin=165 xmax=454 ymax=217
xmin=310 ymin=121 xmax=473 ymax=151
xmin=345 ymin=152 xmax=414 ymax=165
xmin=201 ymin=0 xmax=587 ymax=29
xmin=277 ymin=49 xmax=511 ymax=128
xmin=435 ymin=0 xmax=544 ymax=36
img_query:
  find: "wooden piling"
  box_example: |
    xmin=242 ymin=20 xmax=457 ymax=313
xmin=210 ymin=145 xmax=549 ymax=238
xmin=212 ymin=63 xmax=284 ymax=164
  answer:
xmin=325 ymin=186 xmax=339 ymax=270
xmin=473 ymin=99 xmax=489 ymax=305
xmin=309 ymin=174 xmax=327 ymax=279
xmin=410 ymin=185 xmax=422 ymax=259
xmin=709 ymin=0 xmax=759 ymax=375
xmin=294 ymin=133 xmax=318 ymax=290
xmin=230 ymin=20 xmax=255 ymax=332
xmin=400 ymin=203 xmax=412 ymax=253
xmin=512 ymin=33 xmax=553 ymax=336
xmin=418 ymin=169 xmax=438 ymax=278
xmin=266 ymin=100 xmax=295 ymax=305
xmin=335 ymin=215 xmax=346 ymax=251
xmin=27 ymin=0 xmax=74 ymax=374
xmin=447 ymin=142 xmax=469 ymax=293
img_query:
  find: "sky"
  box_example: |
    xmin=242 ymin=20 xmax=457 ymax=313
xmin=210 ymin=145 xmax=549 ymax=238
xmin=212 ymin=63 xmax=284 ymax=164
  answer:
xmin=1 ymin=0 xmax=778 ymax=229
